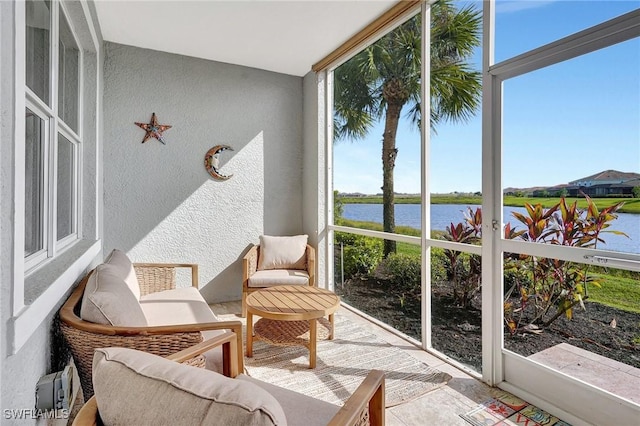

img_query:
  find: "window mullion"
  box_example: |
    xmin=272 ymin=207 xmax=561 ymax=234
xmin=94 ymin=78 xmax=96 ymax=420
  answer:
xmin=50 ymin=0 xmax=59 ymax=118
xmin=57 ymin=118 xmax=80 ymax=142
xmin=48 ymin=119 xmax=57 ymax=257
xmin=25 ymin=88 xmax=53 ymax=117
xmin=48 ymin=0 xmax=60 ymax=257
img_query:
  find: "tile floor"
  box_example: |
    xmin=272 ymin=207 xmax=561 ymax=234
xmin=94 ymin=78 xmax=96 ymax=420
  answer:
xmin=210 ymin=301 xmax=576 ymax=426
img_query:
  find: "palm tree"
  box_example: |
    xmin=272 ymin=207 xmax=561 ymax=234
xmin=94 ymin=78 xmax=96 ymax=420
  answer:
xmin=334 ymin=0 xmax=482 ymax=257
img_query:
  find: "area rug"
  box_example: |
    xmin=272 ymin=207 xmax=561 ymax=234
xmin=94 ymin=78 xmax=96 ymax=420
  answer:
xmin=222 ymin=312 xmax=451 ymax=408
xmin=460 ymin=390 xmax=572 ymax=426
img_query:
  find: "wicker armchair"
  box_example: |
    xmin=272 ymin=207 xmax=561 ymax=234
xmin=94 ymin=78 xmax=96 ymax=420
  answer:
xmin=72 ymin=332 xmax=385 ymax=426
xmin=242 ymin=244 xmax=316 ymax=317
xmin=60 ymin=263 xmax=244 ymax=400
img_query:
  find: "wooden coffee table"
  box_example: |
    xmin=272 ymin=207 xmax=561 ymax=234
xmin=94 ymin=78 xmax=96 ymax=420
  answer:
xmin=245 ymin=285 xmax=340 ymax=368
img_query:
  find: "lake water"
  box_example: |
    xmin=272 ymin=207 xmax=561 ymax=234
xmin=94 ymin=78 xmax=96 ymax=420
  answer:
xmin=342 ymin=203 xmax=640 ymax=254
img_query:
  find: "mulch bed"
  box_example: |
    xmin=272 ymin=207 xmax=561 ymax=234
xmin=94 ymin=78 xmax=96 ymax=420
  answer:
xmin=335 ymin=276 xmax=640 ymax=372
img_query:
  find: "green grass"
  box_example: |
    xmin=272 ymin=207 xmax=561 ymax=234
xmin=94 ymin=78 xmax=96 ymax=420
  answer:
xmin=336 ymin=218 xmax=420 ymax=236
xmin=336 ymin=218 xmax=423 ymax=256
xmin=339 ymin=195 xmax=640 ymax=214
xmin=587 ymin=272 xmax=640 ymax=314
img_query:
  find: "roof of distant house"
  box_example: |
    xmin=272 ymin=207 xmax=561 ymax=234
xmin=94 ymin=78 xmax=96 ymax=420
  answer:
xmin=569 ymin=170 xmax=640 ymax=185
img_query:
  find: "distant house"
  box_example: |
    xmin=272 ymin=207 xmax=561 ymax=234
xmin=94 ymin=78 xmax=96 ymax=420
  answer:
xmin=567 ymin=170 xmax=640 ymax=197
xmin=504 ymin=170 xmax=640 ymax=197
xmin=569 ymin=170 xmax=640 ymax=187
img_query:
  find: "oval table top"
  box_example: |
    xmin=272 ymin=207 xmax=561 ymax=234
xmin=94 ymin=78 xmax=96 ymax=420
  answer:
xmin=245 ymin=285 xmax=340 ymax=321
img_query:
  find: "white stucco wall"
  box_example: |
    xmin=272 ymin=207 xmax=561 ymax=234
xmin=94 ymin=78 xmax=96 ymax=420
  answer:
xmin=0 ymin=1 xmax=11 ymax=416
xmin=102 ymin=43 xmax=304 ymax=302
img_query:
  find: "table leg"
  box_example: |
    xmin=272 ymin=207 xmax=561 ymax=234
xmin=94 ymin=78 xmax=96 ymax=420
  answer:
xmin=329 ymin=313 xmax=335 ymax=340
xmin=246 ymin=312 xmax=253 ymax=358
xmin=309 ymin=319 xmax=317 ymax=369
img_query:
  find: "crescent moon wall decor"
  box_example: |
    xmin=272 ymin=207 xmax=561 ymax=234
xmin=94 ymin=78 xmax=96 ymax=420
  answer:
xmin=205 ymin=145 xmax=234 ymax=180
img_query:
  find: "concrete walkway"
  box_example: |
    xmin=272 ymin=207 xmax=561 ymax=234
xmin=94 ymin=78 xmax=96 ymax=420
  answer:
xmin=529 ymin=342 xmax=640 ymax=405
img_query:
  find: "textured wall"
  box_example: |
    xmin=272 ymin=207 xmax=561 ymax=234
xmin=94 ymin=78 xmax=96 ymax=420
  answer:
xmin=0 ymin=1 xmax=12 ymax=417
xmin=103 ymin=43 xmax=304 ymax=302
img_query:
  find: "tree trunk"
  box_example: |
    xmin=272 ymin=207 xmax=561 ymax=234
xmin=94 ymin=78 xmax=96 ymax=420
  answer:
xmin=382 ymin=100 xmax=402 ymax=257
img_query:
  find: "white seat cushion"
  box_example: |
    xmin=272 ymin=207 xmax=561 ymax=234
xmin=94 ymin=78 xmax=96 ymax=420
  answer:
xmin=93 ymin=348 xmax=287 ymax=426
xmin=140 ymin=287 xmax=219 ymax=325
xmin=248 ymin=269 xmax=310 ymax=288
xmin=80 ymin=264 xmax=148 ymax=327
xmin=258 ymin=235 xmax=308 ymax=270
xmin=140 ymin=287 xmax=225 ymax=372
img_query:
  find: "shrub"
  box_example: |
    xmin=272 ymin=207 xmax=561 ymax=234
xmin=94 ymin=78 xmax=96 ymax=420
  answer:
xmin=440 ymin=207 xmax=482 ymax=307
xmin=430 ymin=248 xmax=447 ymax=284
xmin=503 ymin=196 xmax=627 ymax=332
xmin=335 ymin=231 xmax=358 ymax=245
xmin=381 ymin=253 xmax=421 ymax=293
xmin=439 ymin=197 xmax=627 ymax=333
xmin=336 ymin=233 xmax=383 ymax=278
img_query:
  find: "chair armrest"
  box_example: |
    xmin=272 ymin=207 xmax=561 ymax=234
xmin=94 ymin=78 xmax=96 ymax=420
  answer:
xmin=134 ymin=263 xmax=199 ymax=295
xmin=118 ymin=320 xmax=245 ymax=373
xmin=71 ymin=396 xmax=99 ymax=426
xmin=242 ymin=245 xmax=259 ymax=288
xmin=306 ymin=244 xmax=316 ymax=286
xmin=167 ymin=331 xmax=239 ymax=377
xmin=328 ymin=370 xmax=385 ymax=426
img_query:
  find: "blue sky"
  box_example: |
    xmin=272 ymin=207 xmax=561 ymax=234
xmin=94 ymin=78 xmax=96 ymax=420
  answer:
xmin=333 ymin=1 xmax=640 ymax=194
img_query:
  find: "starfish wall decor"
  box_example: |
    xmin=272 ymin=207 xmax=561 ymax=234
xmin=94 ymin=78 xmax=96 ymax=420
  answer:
xmin=134 ymin=112 xmax=172 ymax=144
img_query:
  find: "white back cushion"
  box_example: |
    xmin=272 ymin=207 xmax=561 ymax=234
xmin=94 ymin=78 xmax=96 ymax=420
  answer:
xmin=258 ymin=235 xmax=308 ymax=271
xmin=93 ymin=348 xmax=287 ymax=426
xmin=104 ymin=249 xmax=141 ymax=300
xmin=80 ymin=264 xmax=147 ymax=326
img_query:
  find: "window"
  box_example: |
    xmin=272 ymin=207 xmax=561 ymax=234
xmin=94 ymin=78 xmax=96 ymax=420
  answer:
xmin=26 ymin=0 xmax=51 ymax=105
xmin=24 ymin=108 xmax=46 ymax=258
xmin=24 ymin=0 xmax=82 ymax=272
xmin=58 ymin=10 xmax=79 ymax=133
xmin=56 ymin=132 xmax=76 ymax=242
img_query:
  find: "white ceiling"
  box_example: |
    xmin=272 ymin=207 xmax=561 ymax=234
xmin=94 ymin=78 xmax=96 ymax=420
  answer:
xmin=93 ymin=0 xmax=397 ymax=77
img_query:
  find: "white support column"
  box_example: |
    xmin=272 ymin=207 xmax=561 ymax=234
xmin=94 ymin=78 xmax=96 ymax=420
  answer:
xmin=420 ymin=0 xmax=432 ymax=350
xmin=323 ymin=70 xmax=334 ymax=291
xmin=481 ymin=0 xmax=503 ymax=386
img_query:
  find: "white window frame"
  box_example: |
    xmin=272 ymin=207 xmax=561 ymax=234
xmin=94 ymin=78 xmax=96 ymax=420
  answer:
xmin=24 ymin=101 xmax=51 ymax=268
xmin=23 ymin=0 xmax=83 ymax=274
xmin=55 ymin=125 xmax=80 ymax=249
xmin=11 ymin=0 xmax=101 ymax=354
